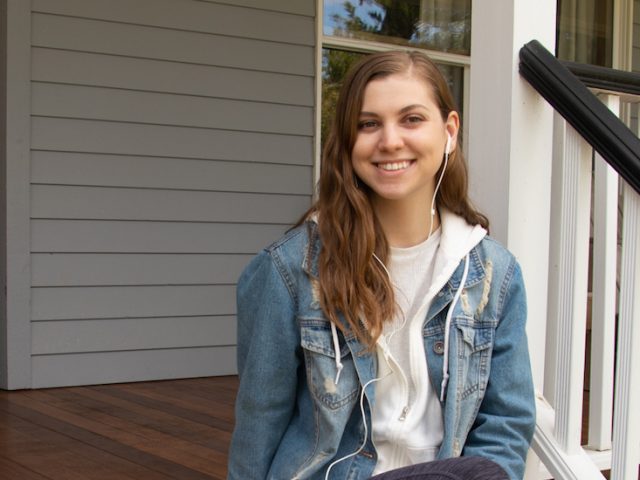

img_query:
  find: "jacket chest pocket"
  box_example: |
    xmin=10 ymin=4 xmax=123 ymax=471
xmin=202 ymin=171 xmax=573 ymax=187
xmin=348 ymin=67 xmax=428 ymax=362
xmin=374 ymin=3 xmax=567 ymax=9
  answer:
xmin=300 ymin=319 xmax=359 ymax=410
xmin=454 ymin=320 xmax=495 ymax=400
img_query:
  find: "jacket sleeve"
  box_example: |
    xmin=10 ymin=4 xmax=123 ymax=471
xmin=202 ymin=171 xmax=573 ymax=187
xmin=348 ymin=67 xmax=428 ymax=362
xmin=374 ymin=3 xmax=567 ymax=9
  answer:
xmin=227 ymin=249 xmax=301 ymax=480
xmin=462 ymin=260 xmax=536 ymax=480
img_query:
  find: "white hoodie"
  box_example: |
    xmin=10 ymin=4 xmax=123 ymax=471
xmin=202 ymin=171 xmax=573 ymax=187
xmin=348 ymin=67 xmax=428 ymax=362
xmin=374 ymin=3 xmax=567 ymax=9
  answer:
xmin=371 ymin=209 xmax=486 ymax=474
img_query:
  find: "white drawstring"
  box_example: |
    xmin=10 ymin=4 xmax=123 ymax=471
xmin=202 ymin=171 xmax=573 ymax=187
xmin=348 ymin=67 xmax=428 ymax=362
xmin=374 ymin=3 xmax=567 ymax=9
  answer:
xmin=440 ymin=253 xmax=469 ymax=402
xmin=330 ymin=321 xmax=344 ymax=385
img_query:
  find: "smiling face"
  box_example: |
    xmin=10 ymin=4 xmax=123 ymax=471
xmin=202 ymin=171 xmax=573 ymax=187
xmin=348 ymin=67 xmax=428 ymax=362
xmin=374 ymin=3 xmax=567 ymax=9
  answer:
xmin=351 ymin=72 xmax=459 ymax=214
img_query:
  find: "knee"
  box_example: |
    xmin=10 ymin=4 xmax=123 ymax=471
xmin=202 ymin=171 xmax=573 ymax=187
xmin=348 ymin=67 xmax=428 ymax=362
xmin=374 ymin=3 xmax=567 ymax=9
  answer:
xmin=449 ymin=456 xmax=509 ymax=480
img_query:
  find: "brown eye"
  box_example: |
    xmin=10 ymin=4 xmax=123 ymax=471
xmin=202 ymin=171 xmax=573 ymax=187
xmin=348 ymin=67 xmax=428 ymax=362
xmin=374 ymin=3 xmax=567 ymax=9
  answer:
xmin=405 ymin=115 xmax=424 ymax=124
xmin=357 ymin=120 xmax=378 ymax=130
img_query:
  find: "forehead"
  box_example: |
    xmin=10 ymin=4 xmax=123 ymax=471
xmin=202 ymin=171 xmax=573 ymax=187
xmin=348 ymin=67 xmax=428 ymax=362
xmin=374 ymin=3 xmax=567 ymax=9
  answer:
xmin=361 ymin=73 xmax=437 ymax=110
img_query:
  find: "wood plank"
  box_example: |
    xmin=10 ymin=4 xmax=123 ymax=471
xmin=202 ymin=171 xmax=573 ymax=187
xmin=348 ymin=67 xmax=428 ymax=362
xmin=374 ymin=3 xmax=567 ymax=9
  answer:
xmin=32 ymin=0 xmax=315 ymax=45
xmin=32 ymin=316 xmax=236 ymax=354
xmin=32 ymin=83 xmax=314 ymax=136
xmin=32 ymin=285 xmax=236 ymax=321
xmin=20 ymin=389 xmax=228 ymax=475
xmin=32 ymin=48 xmax=314 ymax=106
xmin=94 ymin=379 xmax=238 ymax=427
xmin=49 ymin=387 xmax=232 ymax=451
xmin=31 ymin=185 xmax=310 ymax=224
xmin=110 ymin=379 xmax=238 ymax=421
xmin=31 ymin=117 xmax=313 ymax=165
xmin=0 ymin=456 xmax=51 ymax=480
xmin=31 ymin=253 xmax=252 ymax=286
xmin=31 ymin=348 xmax=237 ymax=388
xmin=31 ymin=151 xmax=313 ymax=195
xmin=0 ymin=423 xmax=143 ymax=480
xmin=31 ymin=220 xmax=288 ymax=254
xmin=0 ymin=393 xmax=215 ymax=478
xmin=0 ymin=405 xmax=168 ymax=479
xmin=0 ymin=377 xmax=239 ymax=478
xmin=32 ymin=14 xmax=314 ymax=75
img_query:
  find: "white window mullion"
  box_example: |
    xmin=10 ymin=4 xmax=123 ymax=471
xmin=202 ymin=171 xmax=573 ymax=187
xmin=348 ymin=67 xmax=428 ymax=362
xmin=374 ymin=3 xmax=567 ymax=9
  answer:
xmin=322 ymin=35 xmax=471 ymax=66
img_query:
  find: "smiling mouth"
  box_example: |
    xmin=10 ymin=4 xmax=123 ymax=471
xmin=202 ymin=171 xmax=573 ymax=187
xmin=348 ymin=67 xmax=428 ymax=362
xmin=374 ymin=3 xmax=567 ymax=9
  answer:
xmin=376 ymin=160 xmax=413 ymax=171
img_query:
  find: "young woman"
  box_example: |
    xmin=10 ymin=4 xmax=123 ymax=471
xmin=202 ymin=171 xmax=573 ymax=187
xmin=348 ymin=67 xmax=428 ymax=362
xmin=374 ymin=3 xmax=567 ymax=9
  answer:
xmin=227 ymin=51 xmax=535 ymax=480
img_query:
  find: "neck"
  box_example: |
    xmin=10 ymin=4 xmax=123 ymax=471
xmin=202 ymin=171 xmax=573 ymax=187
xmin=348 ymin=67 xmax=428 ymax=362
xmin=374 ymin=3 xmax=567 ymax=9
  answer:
xmin=373 ymin=197 xmax=439 ymax=248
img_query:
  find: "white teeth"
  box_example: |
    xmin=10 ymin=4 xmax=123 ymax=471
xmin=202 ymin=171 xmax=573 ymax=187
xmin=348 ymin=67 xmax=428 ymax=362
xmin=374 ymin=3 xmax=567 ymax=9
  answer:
xmin=378 ymin=161 xmax=410 ymax=171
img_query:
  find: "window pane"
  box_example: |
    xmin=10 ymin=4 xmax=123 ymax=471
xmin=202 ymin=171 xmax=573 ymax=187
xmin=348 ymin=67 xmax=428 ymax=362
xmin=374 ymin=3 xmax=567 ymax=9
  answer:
xmin=321 ymin=48 xmax=465 ymax=147
xmin=323 ymin=0 xmax=471 ymax=55
xmin=321 ymin=49 xmax=365 ymax=144
xmin=556 ymin=0 xmax=613 ymax=67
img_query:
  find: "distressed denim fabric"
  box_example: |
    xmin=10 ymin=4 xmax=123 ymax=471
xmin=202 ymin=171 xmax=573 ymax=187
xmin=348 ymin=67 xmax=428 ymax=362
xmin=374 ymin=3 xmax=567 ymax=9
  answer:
xmin=227 ymin=222 xmax=535 ymax=480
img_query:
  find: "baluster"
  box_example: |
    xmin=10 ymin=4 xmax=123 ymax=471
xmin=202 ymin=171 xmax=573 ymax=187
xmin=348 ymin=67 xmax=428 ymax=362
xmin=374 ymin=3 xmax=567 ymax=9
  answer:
xmin=588 ymin=94 xmax=619 ymax=451
xmin=545 ymin=113 xmax=592 ymax=453
xmin=610 ymin=183 xmax=640 ymax=479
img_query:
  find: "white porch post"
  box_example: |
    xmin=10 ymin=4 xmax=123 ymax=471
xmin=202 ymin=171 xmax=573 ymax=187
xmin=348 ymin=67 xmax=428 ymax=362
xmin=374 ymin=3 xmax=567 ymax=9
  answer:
xmin=468 ymin=0 xmax=556 ymax=389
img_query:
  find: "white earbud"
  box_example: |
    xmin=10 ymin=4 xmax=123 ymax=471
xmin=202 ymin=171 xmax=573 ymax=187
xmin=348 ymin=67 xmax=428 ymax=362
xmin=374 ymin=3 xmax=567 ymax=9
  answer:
xmin=445 ymin=133 xmax=452 ymax=155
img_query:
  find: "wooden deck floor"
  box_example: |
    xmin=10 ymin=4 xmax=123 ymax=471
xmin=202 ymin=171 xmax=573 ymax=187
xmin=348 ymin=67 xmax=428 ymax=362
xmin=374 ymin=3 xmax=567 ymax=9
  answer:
xmin=0 ymin=376 xmax=238 ymax=479
xmin=1 ymin=376 xmax=636 ymax=479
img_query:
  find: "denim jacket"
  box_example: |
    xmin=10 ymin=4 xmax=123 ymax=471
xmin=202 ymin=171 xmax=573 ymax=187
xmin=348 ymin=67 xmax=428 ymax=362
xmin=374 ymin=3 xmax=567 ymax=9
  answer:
xmin=228 ymin=219 xmax=535 ymax=480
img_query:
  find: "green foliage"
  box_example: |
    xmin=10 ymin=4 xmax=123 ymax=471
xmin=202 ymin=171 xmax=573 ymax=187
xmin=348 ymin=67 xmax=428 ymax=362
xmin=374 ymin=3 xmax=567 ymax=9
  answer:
xmin=321 ymin=49 xmax=363 ymax=147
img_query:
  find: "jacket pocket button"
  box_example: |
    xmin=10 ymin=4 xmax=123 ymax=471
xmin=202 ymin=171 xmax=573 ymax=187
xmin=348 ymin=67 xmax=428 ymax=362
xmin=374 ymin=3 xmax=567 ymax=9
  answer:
xmin=434 ymin=341 xmax=445 ymax=355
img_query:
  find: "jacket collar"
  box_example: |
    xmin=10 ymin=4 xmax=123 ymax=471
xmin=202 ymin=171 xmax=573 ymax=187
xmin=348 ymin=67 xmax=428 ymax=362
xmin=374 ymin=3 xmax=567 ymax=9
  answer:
xmin=300 ymin=210 xmax=489 ymax=320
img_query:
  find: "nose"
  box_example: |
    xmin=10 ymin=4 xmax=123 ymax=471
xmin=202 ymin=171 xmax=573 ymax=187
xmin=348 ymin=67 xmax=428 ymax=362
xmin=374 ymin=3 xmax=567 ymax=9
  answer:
xmin=379 ymin=124 xmax=404 ymax=151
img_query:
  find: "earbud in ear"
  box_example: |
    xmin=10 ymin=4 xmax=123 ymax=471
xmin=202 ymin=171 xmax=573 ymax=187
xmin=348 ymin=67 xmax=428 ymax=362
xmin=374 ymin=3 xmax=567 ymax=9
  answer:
xmin=445 ymin=133 xmax=452 ymax=155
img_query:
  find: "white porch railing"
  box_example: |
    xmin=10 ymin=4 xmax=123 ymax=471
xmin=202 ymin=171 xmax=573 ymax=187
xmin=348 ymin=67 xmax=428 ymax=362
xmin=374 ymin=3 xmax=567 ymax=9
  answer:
xmin=525 ymin=94 xmax=640 ymax=479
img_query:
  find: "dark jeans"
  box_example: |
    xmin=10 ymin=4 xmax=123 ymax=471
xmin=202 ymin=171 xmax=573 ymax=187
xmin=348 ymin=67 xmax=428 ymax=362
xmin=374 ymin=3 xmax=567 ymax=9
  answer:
xmin=369 ymin=457 xmax=510 ymax=480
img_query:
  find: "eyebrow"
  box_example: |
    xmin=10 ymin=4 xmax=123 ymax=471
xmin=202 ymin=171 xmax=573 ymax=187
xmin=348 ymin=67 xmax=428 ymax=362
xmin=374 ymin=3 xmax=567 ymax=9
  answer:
xmin=359 ymin=104 xmax=429 ymax=116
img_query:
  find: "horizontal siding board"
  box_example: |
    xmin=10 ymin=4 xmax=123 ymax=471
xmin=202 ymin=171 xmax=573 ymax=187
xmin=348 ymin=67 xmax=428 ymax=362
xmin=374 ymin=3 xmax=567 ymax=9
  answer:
xmin=201 ymin=0 xmax=315 ymax=16
xmin=31 ymin=220 xmax=288 ymax=253
xmin=32 ymin=49 xmax=314 ymax=106
xmin=31 ymin=117 xmax=313 ymax=165
xmin=31 ymin=346 xmax=237 ymax=388
xmin=31 ymin=152 xmax=312 ymax=195
xmin=32 ymin=83 xmax=314 ymax=136
xmin=32 ymin=185 xmax=311 ymax=223
xmin=32 ymin=253 xmax=252 ymax=286
xmin=32 ymin=316 xmax=236 ymax=354
xmin=32 ymin=285 xmax=236 ymax=321
xmin=32 ymin=0 xmax=315 ymax=45
xmin=32 ymin=14 xmax=314 ymax=75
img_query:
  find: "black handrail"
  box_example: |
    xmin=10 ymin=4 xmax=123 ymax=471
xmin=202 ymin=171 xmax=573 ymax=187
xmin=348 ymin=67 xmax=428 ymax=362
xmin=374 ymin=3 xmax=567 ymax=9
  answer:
xmin=561 ymin=60 xmax=640 ymax=97
xmin=519 ymin=40 xmax=640 ymax=194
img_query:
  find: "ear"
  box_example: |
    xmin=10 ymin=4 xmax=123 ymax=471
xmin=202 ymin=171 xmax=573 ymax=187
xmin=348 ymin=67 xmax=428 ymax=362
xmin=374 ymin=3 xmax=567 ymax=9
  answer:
xmin=444 ymin=111 xmax=460 ymax=153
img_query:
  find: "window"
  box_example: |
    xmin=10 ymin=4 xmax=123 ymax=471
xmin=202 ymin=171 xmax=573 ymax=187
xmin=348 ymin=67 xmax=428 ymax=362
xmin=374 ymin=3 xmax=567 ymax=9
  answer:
xmin=319 ymin=0 xmax=472 ymax=148
xmin=324 ymin=0 xmax=471 ymax=54
xmin=556 ymin=0 xmax=614 ymax=66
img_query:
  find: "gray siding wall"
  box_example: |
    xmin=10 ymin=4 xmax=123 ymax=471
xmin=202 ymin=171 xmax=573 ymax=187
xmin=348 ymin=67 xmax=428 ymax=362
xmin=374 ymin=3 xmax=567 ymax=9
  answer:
xmin=29 ymin=0 xmax=315 ymax=387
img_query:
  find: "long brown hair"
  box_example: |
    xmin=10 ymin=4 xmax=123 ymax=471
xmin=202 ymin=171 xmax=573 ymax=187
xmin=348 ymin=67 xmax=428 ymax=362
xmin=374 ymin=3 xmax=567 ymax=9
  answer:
xmin=305 ymin=50 xmax=488 ymax=347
